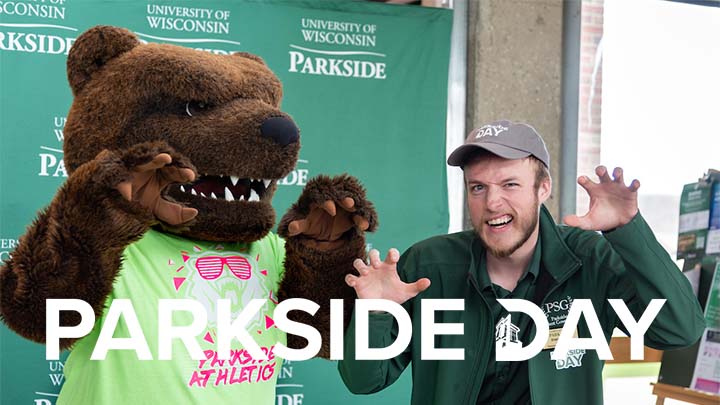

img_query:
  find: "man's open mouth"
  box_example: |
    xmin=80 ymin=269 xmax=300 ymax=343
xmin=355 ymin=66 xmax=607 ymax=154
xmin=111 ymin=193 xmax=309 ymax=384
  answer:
xmin=486 ymin=214 xmax=513 ymax=227
xmin=175 ymin=175 xmax=275 ymax=202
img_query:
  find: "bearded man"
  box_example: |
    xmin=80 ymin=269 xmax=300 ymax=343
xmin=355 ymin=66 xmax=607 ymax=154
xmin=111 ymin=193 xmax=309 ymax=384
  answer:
xmin=338 ymin=120 xmax=705 ymax=405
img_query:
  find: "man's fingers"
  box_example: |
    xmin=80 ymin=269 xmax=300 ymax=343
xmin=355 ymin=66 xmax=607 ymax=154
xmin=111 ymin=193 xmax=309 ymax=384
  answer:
xmin=612 ymin=167 xmax=624 ymax=184
xmin=288 ymin=219 xmax=308 ymax=236
xmin=595 ymin=165 xmax=611 ymax=183
xmin=340 ymin=197 xmax=356 ymax=212
xmin=352 ymin=258 xmax=367 ymax=273
xmin=577 ymin=176 xmax=597 ymax=192
xmin=384 ymin=248 xmax=400 ymax=265
xmin=353 ymin=258 xmax=370 ymax=276
xmin=135 ymin=153 xmax=172 ymax=172
xmin=408 ymin=278 xmax=431 ymax=295
xmin=628 ymin=179 xmax=641 ymax=192
xmin=322 ymin=200 xmax=337 ymax=217
xmin=345 ymin=274 xmax=359 ymax=288
xmin=368 ymin=249 xmax=382 ymax=268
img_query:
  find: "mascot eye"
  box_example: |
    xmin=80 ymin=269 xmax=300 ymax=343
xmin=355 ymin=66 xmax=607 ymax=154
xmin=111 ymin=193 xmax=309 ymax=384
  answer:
xmin=185 ymin=101 xmax=208 ymax=117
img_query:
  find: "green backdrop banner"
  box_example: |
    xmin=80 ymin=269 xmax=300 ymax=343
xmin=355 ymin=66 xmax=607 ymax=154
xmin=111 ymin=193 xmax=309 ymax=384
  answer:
xmin=0 ymin=1 xmax=452 ymax=403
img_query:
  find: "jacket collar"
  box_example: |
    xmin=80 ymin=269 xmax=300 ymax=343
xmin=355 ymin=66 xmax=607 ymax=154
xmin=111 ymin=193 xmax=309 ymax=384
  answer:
xmin=468 ymin=205 xmax=582 ymax=288
xmin=537 ymin=204 xmax=582 ymax=283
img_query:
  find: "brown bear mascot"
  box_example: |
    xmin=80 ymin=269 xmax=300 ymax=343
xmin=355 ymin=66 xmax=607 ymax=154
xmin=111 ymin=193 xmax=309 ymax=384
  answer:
xmin=0 ymin=25 xmax=377 ymax=404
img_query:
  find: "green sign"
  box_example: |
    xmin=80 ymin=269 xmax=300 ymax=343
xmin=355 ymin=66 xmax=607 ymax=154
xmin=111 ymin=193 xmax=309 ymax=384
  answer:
xmin=0 ymin=1 xmax=452 ymax=403
xmin=704 ymin=263 xmax=720 ymax=329
xmin=678 ymin=182 xmax=712 ymax=259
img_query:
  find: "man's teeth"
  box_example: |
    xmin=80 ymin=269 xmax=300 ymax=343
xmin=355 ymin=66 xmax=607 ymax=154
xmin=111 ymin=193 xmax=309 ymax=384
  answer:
xmin=224 ymin=187 xmax=233 ymax=202
xmin=249 ymin=189 xmax=260 ymax=202
xmin=487 ymin=215 xmax=513 ymax=226
xmin=263 ymin=179 xmax=271 ymax=188
xmin=230 ymin=176 xmax=239 ymax=186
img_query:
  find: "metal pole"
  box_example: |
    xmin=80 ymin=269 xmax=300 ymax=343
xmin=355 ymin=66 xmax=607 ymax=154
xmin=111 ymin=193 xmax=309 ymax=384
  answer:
xmin=446 ymin=0 xmax=467 ymax=233
xmin=559 ymin=0 xmax=582 ymax=220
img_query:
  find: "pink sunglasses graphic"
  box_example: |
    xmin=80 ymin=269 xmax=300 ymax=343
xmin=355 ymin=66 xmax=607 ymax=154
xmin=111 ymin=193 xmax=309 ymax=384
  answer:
xmin=194 ymin=255 xmax=252 ymax=280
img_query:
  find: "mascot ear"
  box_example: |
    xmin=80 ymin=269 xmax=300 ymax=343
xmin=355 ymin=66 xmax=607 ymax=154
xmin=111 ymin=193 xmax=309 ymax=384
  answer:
xmin=233 ymin=52 xmax=267 ymax=65
xmin=67 ymin=25 xmax=139 ymax=95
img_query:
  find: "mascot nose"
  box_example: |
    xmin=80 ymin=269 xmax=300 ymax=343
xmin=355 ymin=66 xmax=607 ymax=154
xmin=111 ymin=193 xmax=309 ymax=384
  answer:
xmin=260 ymin=116 xmax=299 ymax=146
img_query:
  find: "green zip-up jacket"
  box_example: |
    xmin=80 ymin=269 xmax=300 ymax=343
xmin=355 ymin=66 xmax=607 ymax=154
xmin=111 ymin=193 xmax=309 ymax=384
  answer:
xmin=338 ymin=207 xmax=705 ymax=404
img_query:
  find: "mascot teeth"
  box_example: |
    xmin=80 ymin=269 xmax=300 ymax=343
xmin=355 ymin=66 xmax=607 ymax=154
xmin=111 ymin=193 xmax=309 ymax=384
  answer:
xmin=180 ymin=176 xmax=275 ymax=202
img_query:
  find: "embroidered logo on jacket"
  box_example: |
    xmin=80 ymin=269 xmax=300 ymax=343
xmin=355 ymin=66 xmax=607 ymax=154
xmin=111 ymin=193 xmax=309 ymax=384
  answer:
xmin=495 ymin=314 xmax=522 ymax=351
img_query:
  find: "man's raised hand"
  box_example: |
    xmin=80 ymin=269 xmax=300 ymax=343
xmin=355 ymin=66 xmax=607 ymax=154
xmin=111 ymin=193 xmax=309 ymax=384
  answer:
xmin=345 ymin=248 xmax=431 ymax=304
xmin=563 ymin=165 xmax=640 ymax=231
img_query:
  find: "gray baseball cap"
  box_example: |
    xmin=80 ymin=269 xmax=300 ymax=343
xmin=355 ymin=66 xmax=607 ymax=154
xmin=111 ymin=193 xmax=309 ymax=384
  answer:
xmin=447 ymin=120 xmax=550 ymax=168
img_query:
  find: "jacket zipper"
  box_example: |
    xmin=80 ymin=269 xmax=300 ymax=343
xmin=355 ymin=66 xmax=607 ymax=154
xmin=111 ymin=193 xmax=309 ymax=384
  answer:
xmin=527 ymin=263 xmax=581 ymax=404
xmin=466 ymin=273 xmax=492 ymax=405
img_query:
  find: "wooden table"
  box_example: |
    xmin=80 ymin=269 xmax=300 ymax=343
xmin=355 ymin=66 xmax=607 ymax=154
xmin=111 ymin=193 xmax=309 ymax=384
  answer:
xmin=606 ymin=336 xmax=663 ymax=363
xmin=652 ymin=382 xmax=720 ymax=405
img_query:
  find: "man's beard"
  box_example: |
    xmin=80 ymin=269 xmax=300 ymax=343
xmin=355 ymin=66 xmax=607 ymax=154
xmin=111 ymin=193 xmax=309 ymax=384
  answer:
xmin=474 ymin=197 xmax=539 ymax=258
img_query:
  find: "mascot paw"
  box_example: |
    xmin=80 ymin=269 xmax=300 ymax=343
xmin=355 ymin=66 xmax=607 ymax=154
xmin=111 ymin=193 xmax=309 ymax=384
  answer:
xmin=279 ymin=174 xmax=377 ymax=250
xmin=91 ymin=141 xmax=199 ymax=225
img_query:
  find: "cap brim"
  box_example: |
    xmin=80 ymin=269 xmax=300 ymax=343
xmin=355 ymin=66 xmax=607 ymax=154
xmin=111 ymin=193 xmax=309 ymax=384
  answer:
xmin=447 ymin=143 xmax=531 ymax=166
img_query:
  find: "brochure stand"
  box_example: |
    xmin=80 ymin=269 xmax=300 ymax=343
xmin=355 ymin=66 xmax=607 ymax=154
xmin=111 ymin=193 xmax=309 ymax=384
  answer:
xmin=656 ymin=169 xmax=720 ymax=401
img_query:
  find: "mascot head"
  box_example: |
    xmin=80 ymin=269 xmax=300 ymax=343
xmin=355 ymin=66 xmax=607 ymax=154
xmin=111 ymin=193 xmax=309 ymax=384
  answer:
xmin=63 ymin=26 xmax=300 ymax=242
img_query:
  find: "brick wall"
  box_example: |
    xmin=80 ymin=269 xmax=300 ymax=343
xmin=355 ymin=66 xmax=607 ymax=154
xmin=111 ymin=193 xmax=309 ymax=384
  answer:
xmin=576 ymin=0 xmax=604 ymax=213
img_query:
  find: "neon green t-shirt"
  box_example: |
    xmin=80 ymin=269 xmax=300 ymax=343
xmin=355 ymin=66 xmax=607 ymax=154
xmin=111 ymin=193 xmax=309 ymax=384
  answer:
xmin=59 ymin=229 xmax=287 ymax=405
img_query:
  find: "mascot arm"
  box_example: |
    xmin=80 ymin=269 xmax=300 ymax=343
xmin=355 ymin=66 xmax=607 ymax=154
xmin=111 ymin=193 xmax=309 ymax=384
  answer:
xmin=277 ymin=174 xmax=377 ymax=358
xmin=0 ymin=141 xmax=196 ymax=348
